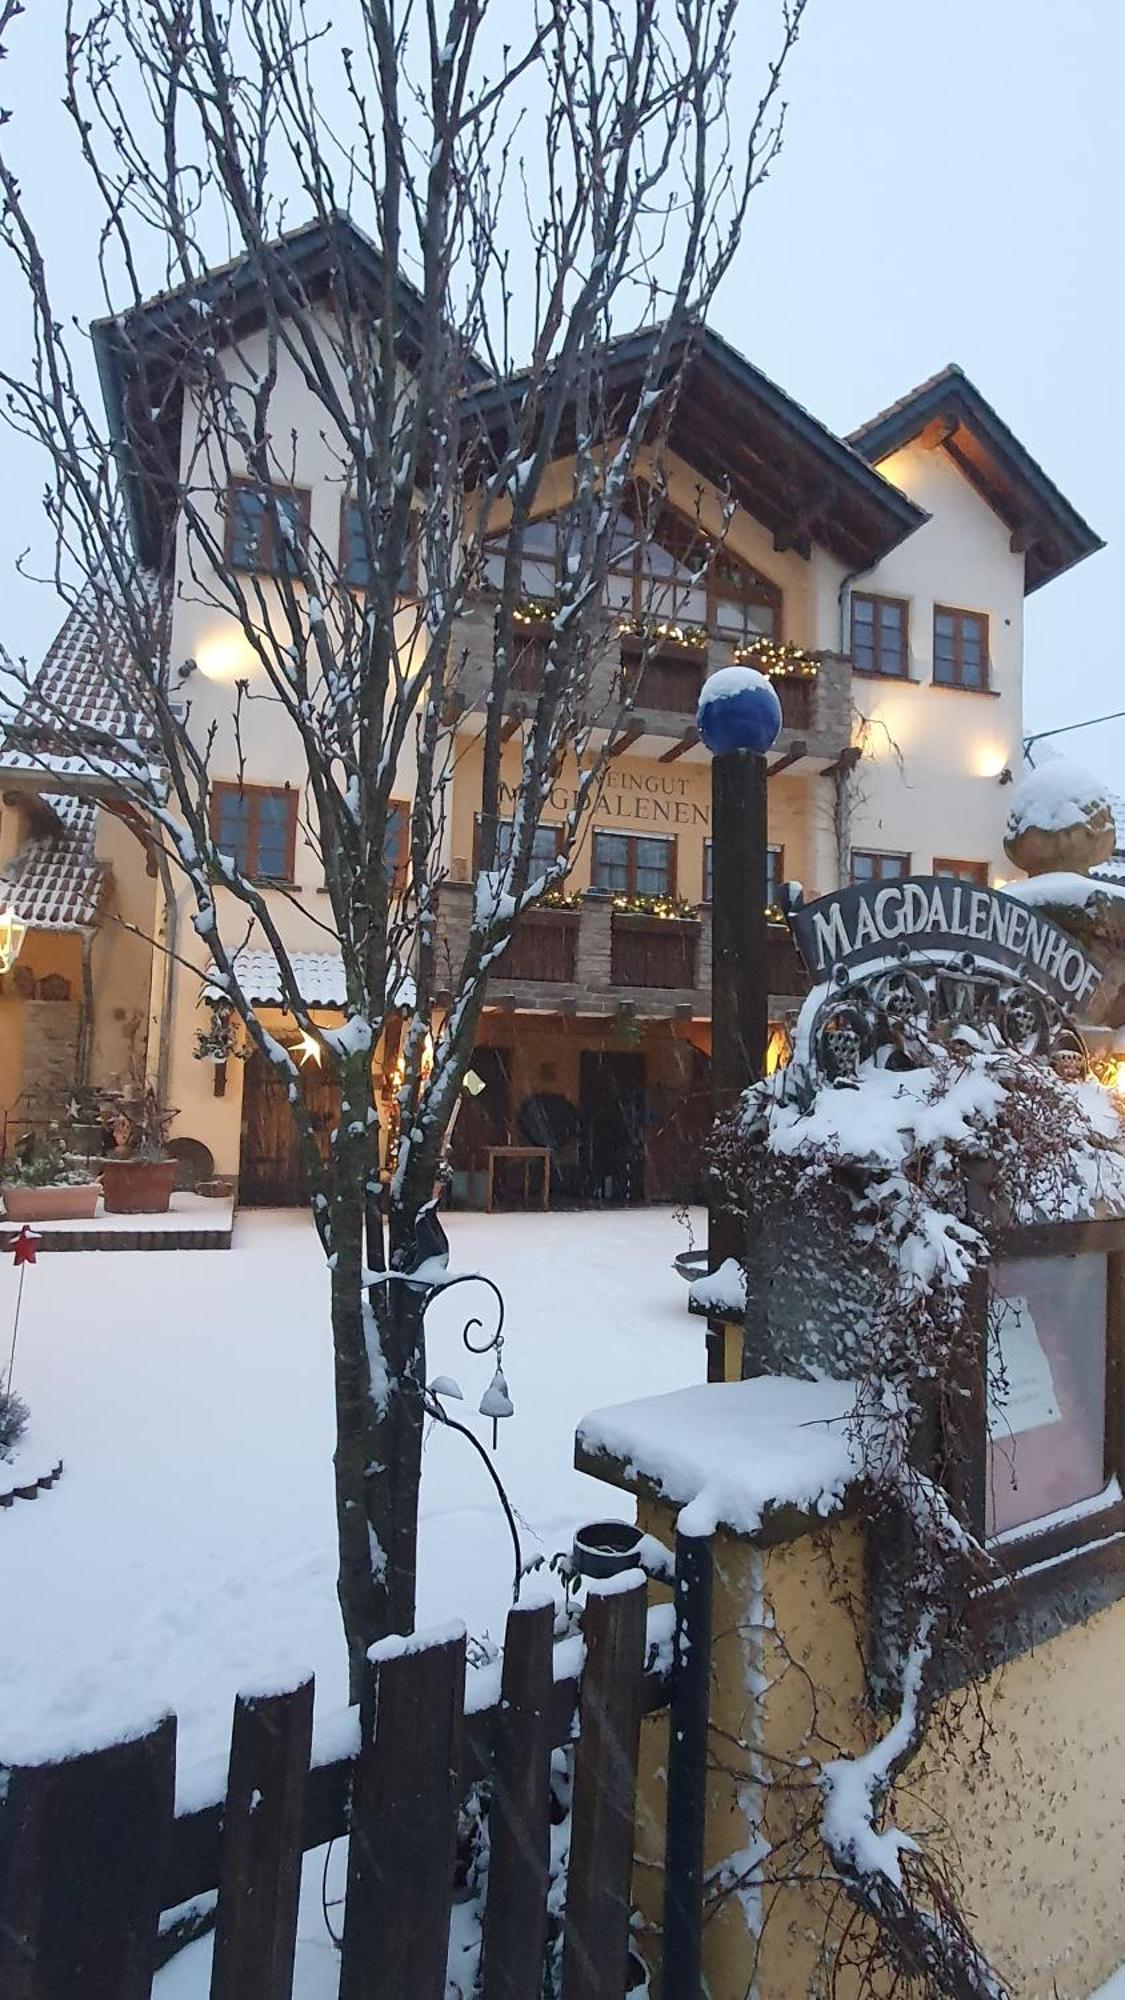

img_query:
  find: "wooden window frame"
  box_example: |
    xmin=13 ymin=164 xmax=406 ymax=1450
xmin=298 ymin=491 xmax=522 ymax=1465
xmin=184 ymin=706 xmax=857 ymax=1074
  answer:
xmin=339 ymin=498 xmax=421 ymax=598
xmin=850 ymin=592 xmax=910 ymax=679
xmin=210 ymin=781 xmax=299 ymax=883
xmin=850 ymin=849 xmax=911 ymax=885
xmin=704 ymin=840 xmax=782 ymax=906
xmin=225 ymin=479 xmax=312 ymax=576
xmin=592 ymin=829 xmax=677 ymax=900
xmin=487 ymin=485 xmax=783 ymax=642
xmin=472 ymin=815 xmax=564 ymax=875
xmin=933 ymin=857 xmax=989 ymax=886
xmin=955 ymin=1220 xmax=1125 ymax=1670
xmin=933 ymin=604 xmax=990 ymax=692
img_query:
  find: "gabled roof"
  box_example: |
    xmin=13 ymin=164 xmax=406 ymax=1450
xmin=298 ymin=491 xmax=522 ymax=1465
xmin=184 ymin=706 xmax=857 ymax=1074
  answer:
xmin=466 ymin=323 xmax=928 ymax=574
xmin=1 ymin=793 xmax=107 ymax=930
xmin=847 ymin=365 xmax=1103 ymax=593
xmin=92 ymin=213 xmax=492 ymax=569
xmin=0 ymin=584 xmax=159 ymax=793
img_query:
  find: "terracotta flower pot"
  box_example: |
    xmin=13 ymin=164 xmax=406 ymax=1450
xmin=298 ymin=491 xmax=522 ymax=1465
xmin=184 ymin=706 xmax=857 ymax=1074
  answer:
xmin=100 ymin=1156 xmax=177 ymax=1215
xmin=1 ymin=1182 xmax=102 ymax=1223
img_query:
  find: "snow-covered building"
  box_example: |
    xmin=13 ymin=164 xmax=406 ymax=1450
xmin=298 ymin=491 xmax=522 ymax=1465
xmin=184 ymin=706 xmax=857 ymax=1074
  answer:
xmin=0 ymin=219 xmax=1103 ymax=1204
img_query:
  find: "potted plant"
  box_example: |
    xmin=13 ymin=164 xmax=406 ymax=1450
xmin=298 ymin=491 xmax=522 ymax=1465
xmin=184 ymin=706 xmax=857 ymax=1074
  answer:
xmin=100 ymin=1090 xmax=178 ymax=1215
xmin=1 ymin=1131 xmax=102 ymax=1222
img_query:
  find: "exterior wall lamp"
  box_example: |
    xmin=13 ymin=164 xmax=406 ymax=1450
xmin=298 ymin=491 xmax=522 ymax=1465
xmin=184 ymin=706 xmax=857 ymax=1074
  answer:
xmin=0 ymin=909 xmax=28 ymax=976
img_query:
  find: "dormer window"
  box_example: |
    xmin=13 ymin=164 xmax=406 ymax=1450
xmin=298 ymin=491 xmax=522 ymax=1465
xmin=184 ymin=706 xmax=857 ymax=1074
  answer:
xmin=226 ymin=481 xmax=310 ymax=576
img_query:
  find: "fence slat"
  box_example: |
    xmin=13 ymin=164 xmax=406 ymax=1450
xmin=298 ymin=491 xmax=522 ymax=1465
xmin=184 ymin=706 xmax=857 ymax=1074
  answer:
xmin=0 ymin=1716 xmax=176 ymax=2000
xmin=208 ymin=1677 xmax=314 ymax=2000
xmin=561 ymin=1575 xmax=648 ymax=2000
xmin=339 ymin=1627 xmax=466 ymax=2000
xmin=479 ymin=1600 xmax=555 ymax=2000
xmin=662 ymin=1530 xmax=713 ymax=1995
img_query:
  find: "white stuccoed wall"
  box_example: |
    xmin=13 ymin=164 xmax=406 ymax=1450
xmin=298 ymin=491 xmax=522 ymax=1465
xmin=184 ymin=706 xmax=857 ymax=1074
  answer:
xmin=844 ymin=440 xmax=1024 ymax=881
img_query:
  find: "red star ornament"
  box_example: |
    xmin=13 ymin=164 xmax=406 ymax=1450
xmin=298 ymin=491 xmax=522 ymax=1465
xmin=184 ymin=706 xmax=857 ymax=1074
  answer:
xmin=11 ymin=1225 xmax=39 ymax=1267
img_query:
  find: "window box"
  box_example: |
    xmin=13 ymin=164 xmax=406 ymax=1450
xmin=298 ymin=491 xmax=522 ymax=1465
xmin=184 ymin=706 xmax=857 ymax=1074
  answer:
xmin=502 ymin=908 xmax=580 ymax=983
xmin=610 ymin=911 xmax=699 ymax=988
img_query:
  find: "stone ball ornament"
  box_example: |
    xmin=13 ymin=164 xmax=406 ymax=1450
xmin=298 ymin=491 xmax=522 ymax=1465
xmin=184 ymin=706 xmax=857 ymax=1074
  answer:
xmin=696 ymin=664 xmax=783 ymax=757
xmin=1004 ymin=757 xmax=1117 ymax=879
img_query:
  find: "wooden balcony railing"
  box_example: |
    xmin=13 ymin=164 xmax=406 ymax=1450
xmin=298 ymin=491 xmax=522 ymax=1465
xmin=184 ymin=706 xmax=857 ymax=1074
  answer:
xmin=766 ymin=922 xmax=809 ymax=998
xmin=773 ymin=673 xmax=813 ymax=732
xmin=610 ymin=912 xmax=698 ymax=989
xmin=620 ymin=644 xmax=704 ymax=716
xmin=502 ymin=907 xmax=580 ymax=982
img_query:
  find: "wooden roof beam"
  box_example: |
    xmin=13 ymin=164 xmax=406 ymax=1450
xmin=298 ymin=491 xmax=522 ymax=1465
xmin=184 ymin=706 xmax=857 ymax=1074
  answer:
xmin=659 ymin=727 xmax=699 ymax=763
xmin=608 ymin=721 xmax=646 ymax=758
xmin=767 ymin=739 xmax=808 ymax=778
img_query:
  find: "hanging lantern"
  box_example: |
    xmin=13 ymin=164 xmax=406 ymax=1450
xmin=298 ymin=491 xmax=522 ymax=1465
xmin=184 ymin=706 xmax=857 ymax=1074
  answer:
xmin=478 ymin=1363 xmax=514 ymax=1449
xmin=0 ymin=909 xmax=27 ymax=976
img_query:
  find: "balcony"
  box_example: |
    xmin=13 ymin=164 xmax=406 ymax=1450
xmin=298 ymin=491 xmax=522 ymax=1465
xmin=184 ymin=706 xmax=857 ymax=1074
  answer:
xmin=502 ymin=906 xmax=580 ymax=982
xmin=447 ymin=602 xmax=854 ymax=765
xmin=436 ymin=883 xmax=809 ymax=1015
xmin=610 ymin=912 xmax=698 ymax=988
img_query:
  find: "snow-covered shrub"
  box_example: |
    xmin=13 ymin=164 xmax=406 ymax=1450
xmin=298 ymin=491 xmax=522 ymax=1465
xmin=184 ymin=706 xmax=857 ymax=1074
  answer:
xmin=0 ymin=1388 xmax=29 ymax=1460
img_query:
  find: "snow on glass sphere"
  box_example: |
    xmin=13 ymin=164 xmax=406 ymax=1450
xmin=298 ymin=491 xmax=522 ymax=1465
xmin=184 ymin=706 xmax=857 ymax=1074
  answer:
xmin=696 ymin=664 xmax=783 ymax=756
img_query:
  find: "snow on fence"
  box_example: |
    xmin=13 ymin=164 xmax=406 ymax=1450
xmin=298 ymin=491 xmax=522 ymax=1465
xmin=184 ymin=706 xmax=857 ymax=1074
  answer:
xmin=0 ymin=1566 xmax=693 ymax=2000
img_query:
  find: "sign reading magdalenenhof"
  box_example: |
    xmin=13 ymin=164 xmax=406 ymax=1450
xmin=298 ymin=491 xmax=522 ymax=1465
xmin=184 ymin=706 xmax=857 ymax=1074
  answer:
xmin=789 ymin=876 xmax=1101 ymax=1013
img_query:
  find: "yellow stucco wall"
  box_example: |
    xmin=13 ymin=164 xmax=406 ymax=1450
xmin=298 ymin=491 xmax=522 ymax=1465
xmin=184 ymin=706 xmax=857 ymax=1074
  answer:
xmin=449 ymin=735 xmax=822 ymax=906
xmin=630 ymin=1493 xmax=1125 ymax=2000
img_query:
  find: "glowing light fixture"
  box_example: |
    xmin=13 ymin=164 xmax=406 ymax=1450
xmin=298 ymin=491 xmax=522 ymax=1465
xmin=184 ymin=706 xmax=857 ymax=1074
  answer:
xmin=973 ymin=742 xmax=1011 ymax=781
xmin=294 ymin=1027 xmax=323 ymax=1068
xmin=0 ymin=909 xmax=27 ymax=975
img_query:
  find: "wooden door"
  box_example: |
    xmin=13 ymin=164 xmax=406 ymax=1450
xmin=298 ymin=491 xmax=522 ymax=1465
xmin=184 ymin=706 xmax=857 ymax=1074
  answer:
xmin=579 ymin=1051 xmax=647 ymax=1204
xmin=240 ymin=1049 xmax=342 ymax=1206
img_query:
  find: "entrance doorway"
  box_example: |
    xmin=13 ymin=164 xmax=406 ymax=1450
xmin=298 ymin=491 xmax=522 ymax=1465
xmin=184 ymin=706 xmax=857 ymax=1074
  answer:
xmin=579 ymin=1050 xmax=647 ymax=1204
xmin=240 ymin=1048 xmax=342 ymax=1205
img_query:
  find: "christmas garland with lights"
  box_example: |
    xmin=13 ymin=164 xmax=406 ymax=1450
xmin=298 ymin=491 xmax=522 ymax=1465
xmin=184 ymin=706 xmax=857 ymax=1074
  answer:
xmin=615 ymin=614 xmax=710 ymax=651
xmin=732 ymin=636 xmax=818 ymax=679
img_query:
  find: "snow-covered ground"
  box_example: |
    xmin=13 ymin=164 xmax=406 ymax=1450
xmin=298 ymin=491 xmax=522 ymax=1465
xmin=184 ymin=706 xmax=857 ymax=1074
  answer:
xmin=0 ymin=1207 xmax=704 ymax=1779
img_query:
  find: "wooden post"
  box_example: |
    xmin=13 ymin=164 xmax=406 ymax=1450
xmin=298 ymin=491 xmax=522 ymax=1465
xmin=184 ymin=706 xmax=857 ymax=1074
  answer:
xmin=662 ymin=1531 xmax=714 ymax=1993
xmin=339 ymin=1627 xmax=466 ymax=2000
xmin=479 ymin=1600 xmax=555 ymax=2000
xmin=209 ymin=1678 xmax=314 ymax=2000
xmin=0 ymin=1717 xmax=176 ymax=2000
xmin=707 ymin=748 xmax=769 ymax=1379
xmin=561 ymin=1575 xmax=648 ymax=2000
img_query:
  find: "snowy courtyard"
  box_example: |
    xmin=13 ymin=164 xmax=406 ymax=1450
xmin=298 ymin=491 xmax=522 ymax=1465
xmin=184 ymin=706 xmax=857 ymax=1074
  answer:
xmin=0 ymin=1206 xmax=704 ymax=1782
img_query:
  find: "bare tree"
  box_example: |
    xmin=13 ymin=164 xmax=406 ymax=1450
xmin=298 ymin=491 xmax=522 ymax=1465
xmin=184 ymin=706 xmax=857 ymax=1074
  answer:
xmin=0 ymin=0 xmax=807 ymax=1685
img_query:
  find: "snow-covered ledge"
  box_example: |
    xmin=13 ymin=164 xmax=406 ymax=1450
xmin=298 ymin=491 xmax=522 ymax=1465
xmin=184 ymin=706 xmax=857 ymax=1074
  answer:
xmin=574 ymin=1375 xmax=863 ymax=1549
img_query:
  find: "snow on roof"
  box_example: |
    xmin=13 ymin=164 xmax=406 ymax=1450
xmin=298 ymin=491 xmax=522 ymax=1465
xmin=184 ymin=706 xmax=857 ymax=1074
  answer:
xmin=207 ymin=947 xmax=415 ymax=1014
xmin=577 ymin=1375 xmax=861 ymax=1538
xmin=213 ymin=948 xmax=349 ymax=1009
xmin=1006 ymin=871 xmax=1125 ymax=916
xmin=0 ymin=793 xmax=107 ymax=930
xmin=0 ymin=582 xmax=160 ymax=787
xmin=1006 ymin=758 xmax=1114 ymax=841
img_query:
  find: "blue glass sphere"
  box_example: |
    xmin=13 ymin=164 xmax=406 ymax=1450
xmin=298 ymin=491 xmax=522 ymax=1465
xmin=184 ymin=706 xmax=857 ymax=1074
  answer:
xmin=697 ymin=665 xmax=783 ymax=756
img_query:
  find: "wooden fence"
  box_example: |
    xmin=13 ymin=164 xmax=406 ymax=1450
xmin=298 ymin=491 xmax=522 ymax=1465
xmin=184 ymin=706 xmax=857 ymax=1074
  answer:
xmin=0 ymin=1538 xmax=715 ymax=2000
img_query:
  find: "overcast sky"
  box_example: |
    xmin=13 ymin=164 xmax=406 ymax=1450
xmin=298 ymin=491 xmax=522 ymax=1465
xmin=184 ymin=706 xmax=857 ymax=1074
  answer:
xmin=1 ymin=0 xmax=1121 ymax=786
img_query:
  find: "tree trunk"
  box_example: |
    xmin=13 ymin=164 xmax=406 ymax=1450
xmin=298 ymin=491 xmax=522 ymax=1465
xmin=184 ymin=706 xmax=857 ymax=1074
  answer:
xmin=328 ymin=1164 xmax=429 ymax=1699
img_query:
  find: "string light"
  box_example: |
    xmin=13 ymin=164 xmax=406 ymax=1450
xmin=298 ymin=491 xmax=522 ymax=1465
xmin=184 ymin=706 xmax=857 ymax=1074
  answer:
xmin=616 ymin=615 xmax=709 ymax=652
xmin=611 ymin=891 xmax=697 ymax=922
xmin=512 ymin=598 xmax=558 ymax=628
xmin=731 ymin=637 xmax=819 ymax=680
